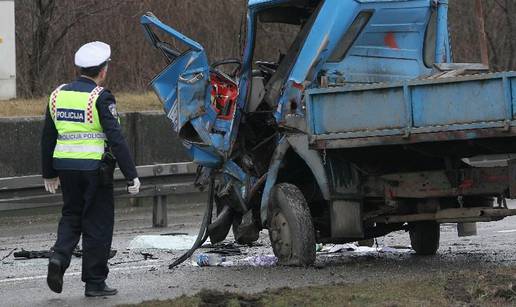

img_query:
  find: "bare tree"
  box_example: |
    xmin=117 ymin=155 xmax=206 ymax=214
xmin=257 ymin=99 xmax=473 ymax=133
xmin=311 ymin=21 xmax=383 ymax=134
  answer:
xmin=15 ymin=0 xmax=126 ymax=96
xmin=14 ymin=0 xmax=515 ymax=98
xmin=449 ymin=0 xmax=515 ymax=71
xmin=484 ymin=0 xmax=516 ymax=71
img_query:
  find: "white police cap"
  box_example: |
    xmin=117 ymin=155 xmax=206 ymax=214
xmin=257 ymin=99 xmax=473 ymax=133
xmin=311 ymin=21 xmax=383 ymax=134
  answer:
xmin=74 ymin=41 xmax=111 ymax=68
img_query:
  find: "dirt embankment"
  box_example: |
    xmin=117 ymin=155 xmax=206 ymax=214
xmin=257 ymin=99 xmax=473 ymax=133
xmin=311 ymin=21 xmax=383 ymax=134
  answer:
xmin=124 ymin=268 xmax=516 ymax=307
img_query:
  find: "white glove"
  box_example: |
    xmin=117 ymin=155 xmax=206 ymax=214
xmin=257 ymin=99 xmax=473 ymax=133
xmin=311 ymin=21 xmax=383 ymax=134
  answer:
xmin=44 ymin=177 xmax=60 ymax=194
xmin=127 ymin=177 xmax=141 ymax=195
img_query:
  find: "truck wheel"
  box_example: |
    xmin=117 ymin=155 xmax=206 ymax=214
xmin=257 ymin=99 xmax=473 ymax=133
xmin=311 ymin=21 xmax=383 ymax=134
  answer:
xmin=409 ymin=221 xmax=440 ymax=255
xmin=268 ymin=183 xmax=316 ymax=266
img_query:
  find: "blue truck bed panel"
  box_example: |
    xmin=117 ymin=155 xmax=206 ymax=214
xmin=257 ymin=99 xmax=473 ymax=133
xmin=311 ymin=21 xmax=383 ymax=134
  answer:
xmin=306 ymin=72 xmax=516 ymax=148
xmin=310 ymin=86 xmax=407 ymax=133
xmin=412 ymin=79 xmax=506 ymax=126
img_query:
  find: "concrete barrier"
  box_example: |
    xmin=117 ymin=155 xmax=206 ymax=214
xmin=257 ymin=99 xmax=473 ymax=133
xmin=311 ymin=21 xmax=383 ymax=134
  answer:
xmin=0 ymin=111 xmax=190 ymax=177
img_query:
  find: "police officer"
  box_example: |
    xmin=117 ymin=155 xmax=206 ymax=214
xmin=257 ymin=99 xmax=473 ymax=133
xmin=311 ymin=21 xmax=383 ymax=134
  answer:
xmin=41 ymin=41 xmax=141 ymax=297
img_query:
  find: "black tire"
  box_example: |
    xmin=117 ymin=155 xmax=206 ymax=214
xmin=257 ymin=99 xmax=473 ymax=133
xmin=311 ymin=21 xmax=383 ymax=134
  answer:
xmin=208 ymin=197 xmax=234 ymax=244
xmin=409 ymin=221 xmax=440 ymax=255
xmin=268 ymin=183 xmax=316 ymax=266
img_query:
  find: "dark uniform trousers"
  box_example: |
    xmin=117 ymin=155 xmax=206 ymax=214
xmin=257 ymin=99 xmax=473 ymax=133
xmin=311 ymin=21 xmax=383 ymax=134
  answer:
xmin=52 ymin=170 xmax=114 ymax=284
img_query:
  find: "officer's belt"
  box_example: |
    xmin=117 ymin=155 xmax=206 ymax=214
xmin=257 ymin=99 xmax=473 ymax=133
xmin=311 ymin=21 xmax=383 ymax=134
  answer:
xmin=57 ymin=133 xmax=106 ymax=141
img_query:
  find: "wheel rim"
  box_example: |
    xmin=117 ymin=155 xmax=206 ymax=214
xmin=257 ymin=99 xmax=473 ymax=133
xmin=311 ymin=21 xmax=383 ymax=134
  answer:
xmin=270 ymin=211 xmax=292 ymax=259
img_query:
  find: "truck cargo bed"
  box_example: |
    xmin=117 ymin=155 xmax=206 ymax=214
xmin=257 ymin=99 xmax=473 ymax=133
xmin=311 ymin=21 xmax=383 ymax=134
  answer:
xmin=307 ymin=72 xmax=516 ymax=149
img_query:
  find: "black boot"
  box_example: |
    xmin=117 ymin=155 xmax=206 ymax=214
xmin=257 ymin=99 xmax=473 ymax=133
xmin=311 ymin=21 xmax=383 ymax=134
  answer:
xmin=85 ymin=282 xmax=118 ymax=297
xmin=47 ymin=258 xmax=64 ymax=293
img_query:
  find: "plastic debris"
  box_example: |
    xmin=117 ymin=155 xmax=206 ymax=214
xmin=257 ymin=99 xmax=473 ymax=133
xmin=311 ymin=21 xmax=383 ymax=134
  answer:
xmin=244 ymin=255 xmax=278 ymax=267
xmin=192 ymin=253 xmax=226 ymax=267
xmin=189 ymin=254 xmax=278 ymax=268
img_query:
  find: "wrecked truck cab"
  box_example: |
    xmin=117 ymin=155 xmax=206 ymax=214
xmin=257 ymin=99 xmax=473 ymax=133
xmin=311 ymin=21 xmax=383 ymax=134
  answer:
xmin=142 ymin=0 xmax=516 ymax=268
xmin=140 ymin=0 xmax=444 ymax=265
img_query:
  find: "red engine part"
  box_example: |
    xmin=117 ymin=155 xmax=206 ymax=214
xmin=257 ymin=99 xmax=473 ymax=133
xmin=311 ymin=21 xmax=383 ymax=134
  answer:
xmin=210 ymin=72 xmax=238 ymax=120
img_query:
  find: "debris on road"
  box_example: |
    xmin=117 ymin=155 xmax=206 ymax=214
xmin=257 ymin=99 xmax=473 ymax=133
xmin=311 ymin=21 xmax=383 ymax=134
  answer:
xmin=73 ymin=248 xmax=117 ymax=259
xmin=318 ymin=243 xmax=412 ymax=255
xmin=160 ymin=232 xmax=189 ymax=236
xmin=191 ymin=253 xmax=278 ymax=268
xmin=140 ymin=252 xmax=158 ymax=260
xmin=379 ymin=246 xmax=412 ymax=253
xmin=0 ymin=248 xmax=17 ymax=261
xmin=13 ymin=248 xmax=117 ymax=260
xmin=13 ymin=249 xmax=51 ymax=259
xmin=244 ymin=255 xmax=278 ymax=267
xmin=205 ymin=243 xmax=242 ymax=256
xmin=128 ymin=235 xmax=200 ymax=250
xmin=319 ymin=244 xmax=357 ymax=253
xmin=192 ymin=253 xmax=226 ymax=267
xmin=497 ymin=229 xmax=516 ymax=234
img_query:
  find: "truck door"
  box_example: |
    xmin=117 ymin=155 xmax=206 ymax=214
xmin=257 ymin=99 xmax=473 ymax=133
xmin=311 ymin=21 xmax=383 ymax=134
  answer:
xmin=141 ymin=13 xmax=219 ymax=150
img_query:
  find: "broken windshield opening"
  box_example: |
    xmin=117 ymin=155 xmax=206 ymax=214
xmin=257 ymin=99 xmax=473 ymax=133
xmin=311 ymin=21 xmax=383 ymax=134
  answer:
xmin=251 ymin=3 xmax=321 ymax=107
xmin=253 ymin=20 xmax=301 ymax=67
xmin=141 ymin=14 xmax=194 ymax=64
xmin=151 ymin=30 xmax=190 ymax=62
xmin=252 ymin=3 xmax=319 ymax=69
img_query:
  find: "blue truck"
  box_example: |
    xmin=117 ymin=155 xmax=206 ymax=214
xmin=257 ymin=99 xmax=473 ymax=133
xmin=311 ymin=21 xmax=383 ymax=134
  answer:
xmin=141 ymin=0 xmax=516 ymax=266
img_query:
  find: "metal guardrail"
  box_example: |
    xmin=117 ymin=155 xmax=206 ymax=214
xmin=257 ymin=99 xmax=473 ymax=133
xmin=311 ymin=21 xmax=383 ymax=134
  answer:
xmin=0 ymin=162 xmax=201 ymax=227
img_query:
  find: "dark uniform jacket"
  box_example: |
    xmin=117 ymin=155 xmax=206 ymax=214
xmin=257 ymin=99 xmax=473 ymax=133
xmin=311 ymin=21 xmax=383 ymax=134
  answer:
xmin=41 ymin=77 xmax=138 ymax=180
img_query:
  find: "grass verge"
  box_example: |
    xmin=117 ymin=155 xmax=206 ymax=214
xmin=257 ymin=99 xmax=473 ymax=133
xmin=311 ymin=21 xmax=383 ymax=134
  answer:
xmin=121 ymin=267 xmax=516 ymax=307
xmin=0 ymin=92 xmax=161 ymax=117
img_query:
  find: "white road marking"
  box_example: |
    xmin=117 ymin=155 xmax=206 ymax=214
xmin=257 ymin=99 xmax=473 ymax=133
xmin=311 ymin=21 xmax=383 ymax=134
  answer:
xmin=497 ymin=229 xmax=516 ymax=233
xmin=0 ymin=263 xmax=159 ymax=284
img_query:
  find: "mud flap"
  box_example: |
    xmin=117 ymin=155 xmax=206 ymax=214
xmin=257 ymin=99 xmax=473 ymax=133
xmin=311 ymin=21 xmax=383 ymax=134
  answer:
xmin=330 ymin=200 xmax=364 ymax=238
xmin=325 ymin=153 xmax=364 ymax=238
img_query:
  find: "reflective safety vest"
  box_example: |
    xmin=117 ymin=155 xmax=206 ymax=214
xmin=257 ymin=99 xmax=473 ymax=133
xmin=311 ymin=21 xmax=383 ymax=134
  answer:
xmin=49 ymin=85 xmax=106 ymax=161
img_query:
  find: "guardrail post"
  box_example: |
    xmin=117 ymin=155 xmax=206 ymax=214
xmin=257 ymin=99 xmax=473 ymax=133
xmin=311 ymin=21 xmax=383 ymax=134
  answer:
xmin=152 ymin=195 xmax=168 ymax=227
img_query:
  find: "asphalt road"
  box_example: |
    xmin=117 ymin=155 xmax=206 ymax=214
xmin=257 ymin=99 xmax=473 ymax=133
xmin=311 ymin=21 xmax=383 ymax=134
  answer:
xmin=1 ymin=200 xmax=516 ymax=307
